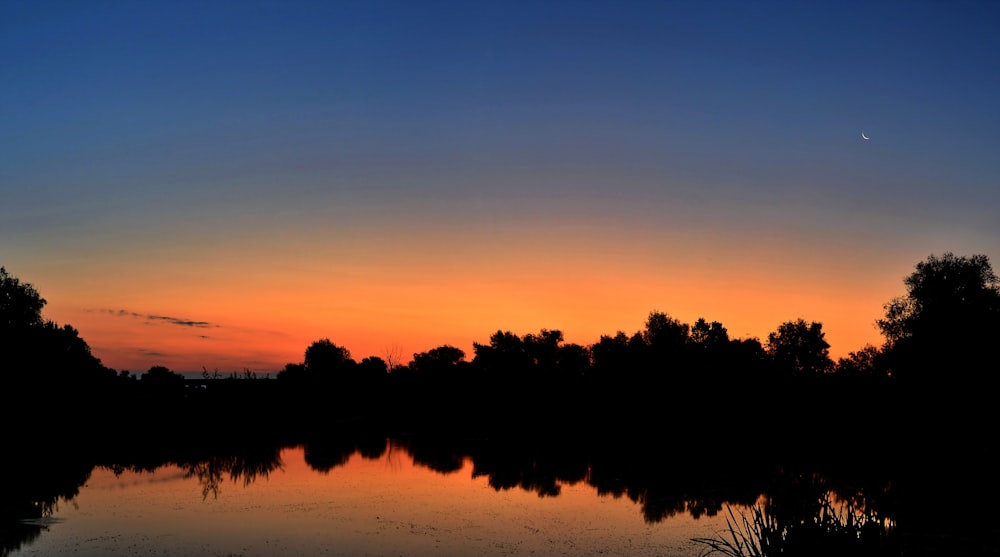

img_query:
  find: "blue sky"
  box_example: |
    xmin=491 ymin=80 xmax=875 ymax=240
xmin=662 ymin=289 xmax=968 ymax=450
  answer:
xmin=3 ymin=0 xmax=999 ymax=371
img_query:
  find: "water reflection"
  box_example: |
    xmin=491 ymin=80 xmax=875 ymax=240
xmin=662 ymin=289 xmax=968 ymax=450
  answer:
xmin=5 ymin=432 xmax=995 ymax=556
xmin=693 ymin=491 xmax=895 ymax=557
xmin=183 ymin=448 xmax=284 ymax=500
xmin=1 ymin=449 xmax=92 ymax=556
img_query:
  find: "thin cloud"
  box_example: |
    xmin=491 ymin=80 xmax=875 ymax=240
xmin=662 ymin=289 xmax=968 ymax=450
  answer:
xmin=94 ymin=308 xmax=220 ymax=329
xmin=146 ymin=314 xmax=215 ymax=328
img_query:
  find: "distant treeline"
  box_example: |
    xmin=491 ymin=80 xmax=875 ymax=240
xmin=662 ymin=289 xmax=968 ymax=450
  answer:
xmin=2 ymin=252 xmax=998 ymax=445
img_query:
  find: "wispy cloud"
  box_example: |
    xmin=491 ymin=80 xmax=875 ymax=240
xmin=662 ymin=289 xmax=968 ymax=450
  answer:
xmin=94 ymin=308 xmax=220 ymax=329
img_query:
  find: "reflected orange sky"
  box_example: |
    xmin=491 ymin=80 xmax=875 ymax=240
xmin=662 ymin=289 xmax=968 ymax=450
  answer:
xmin=46 ymin=444 xmax=718 ymax=557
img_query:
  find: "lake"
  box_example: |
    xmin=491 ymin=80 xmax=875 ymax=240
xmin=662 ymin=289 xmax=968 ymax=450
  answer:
xmin=7 ymin=426 xmax=998 ymax=557
xmin=7 ymin=441 xmax=728 ymax=557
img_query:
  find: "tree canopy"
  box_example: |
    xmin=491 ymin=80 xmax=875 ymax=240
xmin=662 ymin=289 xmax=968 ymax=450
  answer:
xmin=766 ymin=319 xmax=833 ymax=376
xmin=1 ymin=266 xmax=46 ymax=330
xmin=878 ymin=252 xmax=1000 ymax=384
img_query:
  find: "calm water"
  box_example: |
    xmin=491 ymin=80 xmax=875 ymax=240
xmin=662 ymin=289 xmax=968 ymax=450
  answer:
xmin=9 ymin=443 xmax=728 ymax=557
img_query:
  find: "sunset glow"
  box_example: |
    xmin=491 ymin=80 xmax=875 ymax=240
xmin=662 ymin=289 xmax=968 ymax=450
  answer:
xmin=3 ymin=1 xmax=998 ymax=373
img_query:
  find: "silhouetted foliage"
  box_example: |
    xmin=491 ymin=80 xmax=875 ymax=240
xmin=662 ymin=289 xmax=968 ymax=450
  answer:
xmin=691 ymin=317 xmax=730 ymax=352
xmin=304 ymin=338 xmax=354 ymax=374
xmin=410 ymin=345 xmax=466 ymax=375
xmin=590 ymin=330 xmax=645 ymax=378
xmin=643 ymin=310 xmax=690 ymax=367
xmin=5 ymin=255 xmax=1000 ymax=556
xmin=142 ymin=365 xmax=185 ymax=389
xmin=554 ymin=342 xmax=590 ymax=382
xmin=878 ymin=252 xmax=1000 ymax=387
xmin=766 ymin=319 xmax=834 ymax=377
xmin=0 ymin=266 xmax=46 ymax=330
xmin=835 ymin=345 xmax=886 ymax=377
xmin=472 ymin=330 xmax=534 ymax=375
xmin=1 ymin=267 xmax=117 ymax=432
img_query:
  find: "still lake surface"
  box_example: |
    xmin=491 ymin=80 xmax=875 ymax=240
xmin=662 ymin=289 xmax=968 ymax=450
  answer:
xmin=10 ymin=442 xmax=729 ymax=557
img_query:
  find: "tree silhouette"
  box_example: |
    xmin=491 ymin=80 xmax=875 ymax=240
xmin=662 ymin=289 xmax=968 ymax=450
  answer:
xmin=835 ymin=344 xmax=885 ymax=377
xmin=304 ymin=338 xmax=354 ymax=374
xmin=878 ymin=252 xmax=1000 ymax=387
xmin=141 ymin=365 xmax=185 ymax=391
xmin=522 ymin=329 xmax=563 ymax=372
xmin=411 ymin=345 xmax=466 ymax=375
xmin=1 ymin=267 xmax=109 ymax=380
xmin=643 ymin=311 xmax=689 ymax=355
xmin=690 ymin=318 xmax=730 ymax=351
xmin=766 ymin=319 xmax=833 ymax=377
xmin=0 ymin=266 xmax=46 ymax=330
xmin=472 ymin=330 xmax=533 ymax=374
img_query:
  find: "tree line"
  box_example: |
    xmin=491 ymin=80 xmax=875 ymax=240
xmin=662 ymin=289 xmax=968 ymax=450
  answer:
xmin=2 ymin=252 xmax=998 ymax=442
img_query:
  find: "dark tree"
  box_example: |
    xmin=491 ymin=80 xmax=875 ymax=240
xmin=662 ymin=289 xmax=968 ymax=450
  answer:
xmin=1 ymin=267 xmax=110 ymax=382
xmin=835 ymin=344 xmax=885 ymax=377
xmin=141 ymin=365 xmax=185 ymax=389
xmin=766 ymin=319 xmax=833 ymax=376
xmin=277 ymin=362 xmax=306 ymax=382
xmin=472 ymin=330 xmax=533 ymax=374
xmin=690 ymin=318 xmax=730 ymax=351
xmin=357 ymin=356 xmax=389 ymax=377
xmin=411 ymin=345 xmax=466 ymax=375
xmin=589 ymin=330 xmax=646 ymax=384
xmin=0 ymin=266 xmax=46 ymax=330
xmin=304 ymin=338 xmax=354 ymax=374
xmin=555 ymin=343 xmax=590 ymax=382
xmin=522 ymin=329 xmax=563 ymax=372
xmin=877 ymin=252 xmax=1000 ymax=385
xmin=878 ymin=253 xmax=998 ymax=343
xmin=643 ymin=311 xmax=689 ymax=353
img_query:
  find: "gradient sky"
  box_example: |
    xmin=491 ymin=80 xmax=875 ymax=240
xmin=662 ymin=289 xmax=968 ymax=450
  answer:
xmin=3 ymin=0 xmax=999 ymax=373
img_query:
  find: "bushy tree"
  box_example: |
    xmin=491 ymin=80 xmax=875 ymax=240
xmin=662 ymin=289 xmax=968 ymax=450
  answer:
xmin=411 ymin=345 xmax=466 ymax=375
xmin=522 ymin=329 xmax=563 ymax=371
xmin=879 ymin=252 xmax=999 ymax=344
xmin=472 ymin=330 xmax=532 ymax=373
xmin=690 ymin=318 xmax=730 ymax=351
xmin=835 ymin=345 xmax=885 ymax=377
xmin=1 ymin=266 xmax=46 ymax=330
xmin=304 ymin=338 xmax=354 ymax=374
xmin=878 ymin=252 xmax=1000 ymax=384
xmin=1 ymin=267 xmax=109 ymax=379
xmin=141 ymin=365 xmax=185 ymax=390
xmin=643 ymin=311 xmax=689 ymax=351
xmin=766 ymin=319 xmax=833 ymax=376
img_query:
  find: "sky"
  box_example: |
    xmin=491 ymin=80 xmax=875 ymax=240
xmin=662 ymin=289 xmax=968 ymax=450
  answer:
xmin=3 ymin=0 xmax=999 ymax=373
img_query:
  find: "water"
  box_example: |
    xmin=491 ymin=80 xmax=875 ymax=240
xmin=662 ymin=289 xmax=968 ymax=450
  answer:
xmin=8 ymin=443 xmax=725 ymax=557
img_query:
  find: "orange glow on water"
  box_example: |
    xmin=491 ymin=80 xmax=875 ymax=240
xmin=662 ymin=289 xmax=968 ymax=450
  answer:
xmin=35 ymin=444 xmax=721 ymax=556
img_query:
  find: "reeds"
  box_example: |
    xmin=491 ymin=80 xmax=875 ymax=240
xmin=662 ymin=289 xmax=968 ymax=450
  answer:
xmin=692 ymin=504 xmax=778 ymax=557
xmin=692 ymin=491 xmax=895 ymax=557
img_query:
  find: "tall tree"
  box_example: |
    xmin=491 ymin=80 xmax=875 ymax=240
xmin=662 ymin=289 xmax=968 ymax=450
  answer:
xmin=878 ymin=252 xmax=1000 ymax=384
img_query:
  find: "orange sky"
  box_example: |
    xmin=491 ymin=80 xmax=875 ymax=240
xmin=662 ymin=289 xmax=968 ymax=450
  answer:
xmin=21 ymin=213 xmax=938 ymax=373
xmin=6 ymin=2 xmax=999 ymax=375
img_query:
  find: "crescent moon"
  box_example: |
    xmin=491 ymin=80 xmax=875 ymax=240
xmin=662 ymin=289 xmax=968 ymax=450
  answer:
xmin=861 ymin=132 xmax=870 ymax=140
